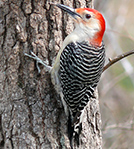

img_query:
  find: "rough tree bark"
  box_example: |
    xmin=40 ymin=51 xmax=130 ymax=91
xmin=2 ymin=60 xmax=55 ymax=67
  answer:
xmin=0 ymin=0 xmax=102 ymax=148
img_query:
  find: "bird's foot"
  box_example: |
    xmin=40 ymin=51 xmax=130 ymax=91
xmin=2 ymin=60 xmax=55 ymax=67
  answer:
xmin=24 ymin=51 xmax=52 ymax=73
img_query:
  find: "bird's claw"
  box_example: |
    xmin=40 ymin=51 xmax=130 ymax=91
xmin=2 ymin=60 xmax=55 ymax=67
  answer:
xmin=24 ymin=51 xmax=52 ymax=73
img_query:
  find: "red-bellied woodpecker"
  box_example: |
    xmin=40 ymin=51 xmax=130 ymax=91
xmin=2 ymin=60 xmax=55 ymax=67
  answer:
xmin=25 ymin=3 xmax=106 ymax=148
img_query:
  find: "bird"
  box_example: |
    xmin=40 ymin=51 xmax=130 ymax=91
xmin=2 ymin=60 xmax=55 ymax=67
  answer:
xmin=25 ymin=3 xmax=106 ymax=149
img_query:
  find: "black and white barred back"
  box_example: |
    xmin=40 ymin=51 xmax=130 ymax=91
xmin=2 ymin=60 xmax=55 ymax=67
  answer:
xmin=59 ymin=41 xmax=105 ymax=146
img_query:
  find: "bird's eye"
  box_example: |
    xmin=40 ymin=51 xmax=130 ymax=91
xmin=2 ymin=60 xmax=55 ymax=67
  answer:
xmin=85 ymin=14 xmax=91 ymax=19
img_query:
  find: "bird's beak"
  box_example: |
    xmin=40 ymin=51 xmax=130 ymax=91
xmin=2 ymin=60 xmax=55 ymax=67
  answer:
xmin=55 ymin=4 xmax=82 ymax=20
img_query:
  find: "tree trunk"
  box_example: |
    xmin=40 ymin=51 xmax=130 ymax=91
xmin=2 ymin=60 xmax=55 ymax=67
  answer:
xmin=0 ymin=0 xmax=102 ymax=148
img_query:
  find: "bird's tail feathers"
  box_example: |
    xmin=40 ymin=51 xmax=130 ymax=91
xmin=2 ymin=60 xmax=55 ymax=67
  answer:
xmin=68 ymin=111 xmax=83 ymax=148
xmin=68 ymin=112 xmax=74 ymax=149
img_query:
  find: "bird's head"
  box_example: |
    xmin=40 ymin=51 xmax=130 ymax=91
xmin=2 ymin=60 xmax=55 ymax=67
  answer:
xmin=55 ymin=4 xmax=105 ymax=47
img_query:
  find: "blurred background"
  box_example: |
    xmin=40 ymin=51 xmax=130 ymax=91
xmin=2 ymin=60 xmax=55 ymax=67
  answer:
xmin=94 ymin=0 xmax=134 ymax=148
